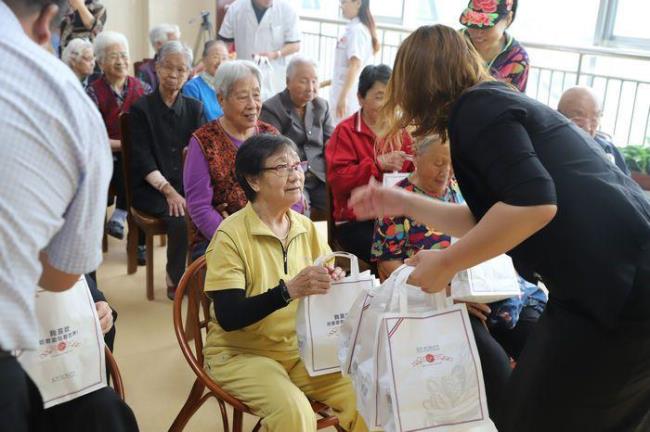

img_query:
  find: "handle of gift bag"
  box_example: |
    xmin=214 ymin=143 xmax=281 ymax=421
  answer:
xmin=387 ymin=264 xmax=416 ymax=314
xmin=389 ymin=264 xmax=447 ymax=314
xmin=314 ymin=252 xmax=359 ymax=279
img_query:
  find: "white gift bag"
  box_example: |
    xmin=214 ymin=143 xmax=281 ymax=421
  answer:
xmin=18 ymin=276 xmax=106 ymax=408
xmin=451 ymin=254 xmax=521 ymax=304
xmin=348 ymin=265 xmax=445 ymax=430
xmin=383 ymin=172 xmax=410 ymax=188
xmin=296 ymin=252 xmax=376 ymax=377
xmin=379 ymin=267 xmax=496 ymax=432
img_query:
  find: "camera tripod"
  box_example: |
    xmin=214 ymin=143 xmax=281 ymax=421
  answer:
xmin=192 ymin=11 xmax=214 ymax=66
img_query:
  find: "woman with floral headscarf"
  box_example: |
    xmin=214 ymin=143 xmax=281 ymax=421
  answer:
xmin=459 ymin=0 xmax=529 ymax=92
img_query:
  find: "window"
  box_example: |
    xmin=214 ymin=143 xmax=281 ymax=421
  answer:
xmin=596 ymin=0 xmax=650 ymax=49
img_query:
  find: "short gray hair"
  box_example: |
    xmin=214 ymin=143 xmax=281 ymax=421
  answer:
xmin=286 ymin=55 xmax=318 ymax=79
xmin=215 ymin=60 xmax=262 ymax=99
xmin=203 ymin=39 xmax=228 ymax=58
xmin=157 ymin=41 xmax=193 ymax=69
xmin=414 ymin=134 xmax=446 ymax=157
xmin=61 ymin=38 xmax=93 ymax=66
xmin=149 ymin=23 xmax=181 ymax=48
xmin=94 ymin=31 xmax=129 ymax=64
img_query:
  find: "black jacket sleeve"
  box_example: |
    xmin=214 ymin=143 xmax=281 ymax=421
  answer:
xmin=207 ymin=285 xmax=289 ymax=331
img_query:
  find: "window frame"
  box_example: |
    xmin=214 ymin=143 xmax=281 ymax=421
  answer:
xmin=595 ymin=0 xmax=650 ymax=50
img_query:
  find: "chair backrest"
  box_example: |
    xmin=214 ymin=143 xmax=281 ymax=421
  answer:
xmin=133 ymin=58 xmax=151 ymax=77
xmin=119 ymin=112 xmax=135 ymax=212
xmin=324 ymin=181 xmax=341 ymax=251
xmin=105 ymin=346 xmax=125 ymax=401
xmin=172 ymin=256 xmax=250 ymax=411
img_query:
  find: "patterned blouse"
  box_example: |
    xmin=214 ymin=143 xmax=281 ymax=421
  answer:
xmin=371 ymin=175 xmax=546 ymax=329
xmin=371 ymin=176 xmax=463 ymax=261
xmin=463 ymin=30 xmax=530 ymax=92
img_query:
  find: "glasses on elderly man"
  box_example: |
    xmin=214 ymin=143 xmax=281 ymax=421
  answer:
xmin=261 ymin=161 xmax=309 ymax=177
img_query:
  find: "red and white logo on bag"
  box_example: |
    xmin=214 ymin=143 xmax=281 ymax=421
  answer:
xmin=412 ymin=345 xmax=452 ymax=368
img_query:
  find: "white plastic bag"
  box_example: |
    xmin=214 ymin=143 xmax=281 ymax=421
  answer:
xmin=18 ymin=276 xmax=106 ymax=408
xmin=452 ymin=254 xmax=521 ymax=303
xmin=378 ymin=270 xmax=495 ymax=431
xmin=296 ymin=252 xmax=376 ymax=376
xmin=383 ymin=172 xmax=409 ymax=187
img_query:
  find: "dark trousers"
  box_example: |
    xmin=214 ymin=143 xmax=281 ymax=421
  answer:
xmin=334 ymin=220 xmax=375 ymax=263
xmin=111 ymin=154 xmax=127 ymax=212
xmin=490 ymin=305 xmax=541 ymax=360
xmin=469 ymin=315 xmax=512 ymax=417
xmin=0 ymin=357 xmax=138 ymax=432
xmin=40 ymin=387 xmax=139 ymax=432
xmin=155 ymin=213 xmax=187 ymax=285
xmin=0 ymin=356 xmax=41 ymax=432
xmin=495 ymin=301 xmax=650 ymax=432
xmin=304 ymin=177 xmax=327 ymax=213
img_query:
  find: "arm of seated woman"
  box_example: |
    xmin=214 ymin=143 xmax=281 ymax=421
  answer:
xmin=377 ymin=259 xmax=403 ymax=282
xmin=208 ymin=285 xmax=288 ymax=332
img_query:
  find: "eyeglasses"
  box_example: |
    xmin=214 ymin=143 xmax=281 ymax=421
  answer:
xmin=262 ymin=161 xmax=309 ymax=177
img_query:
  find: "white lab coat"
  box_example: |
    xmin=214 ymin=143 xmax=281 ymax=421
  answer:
xmin=219 ymin=0 xmax=301 ymax=100
xmin=329 ymin=17 xmax=373 ymax=123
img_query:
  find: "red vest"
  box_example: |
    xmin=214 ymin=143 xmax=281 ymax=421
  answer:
xmin=190 ymin=119 xmax=278 ymax=246
xmin=91 ymin=76 xmax=145 ymax=139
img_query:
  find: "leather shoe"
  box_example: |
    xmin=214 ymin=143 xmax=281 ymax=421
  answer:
xmin=137 ymin=245 xmax=146 ymax=266
xmin=106 ymin=220 xmax=124 ymax=240
xmin=166 ymin=285 xmax=177 ymax=301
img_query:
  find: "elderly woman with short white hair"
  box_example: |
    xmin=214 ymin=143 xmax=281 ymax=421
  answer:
xmin=129 ymin=41 xmax=203 ymax=299
xmin=61 ymin=37 xmax=96 ymax=88
xmin=87 ymin=31 xmax=152 ymax=253
xmin=260 ymin=55 xmax=334 ymax=219
xmin=138 ymin=23 xmax=181 ymax=89
xmin=184 ymin=60 xmax=290 ymax=260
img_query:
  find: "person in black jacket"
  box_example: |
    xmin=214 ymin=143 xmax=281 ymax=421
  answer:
xmin=130 ymin=40 xmax=204 ymax=300
xmin=350 ymin=25 xmax=650 ymax=432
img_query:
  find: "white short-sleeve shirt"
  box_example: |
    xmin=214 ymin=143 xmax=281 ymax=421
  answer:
xmin=329 ymin=17 xmax=373 ymax=123
xmin=0 ymin=1 xmax=112 ymax=351
xmin=219 ymin=0 xmax=301 ymax=99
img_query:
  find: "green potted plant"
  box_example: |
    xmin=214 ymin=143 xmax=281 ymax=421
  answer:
xmin=621 ymin=144 xmax=650 ymax=190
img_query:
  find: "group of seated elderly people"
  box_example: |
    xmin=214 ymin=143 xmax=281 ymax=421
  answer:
xmin=60 ymin=21 xmax=635 ymax=429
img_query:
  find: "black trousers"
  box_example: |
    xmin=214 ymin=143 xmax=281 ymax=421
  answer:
xmin=0 ymin=356 xmax=41 ymax=432
xmin=495 ymin=301 xmax=650 ymax=432
xmin=0 ymin=356 xmax=139 ymax=432
xmin=111 ymin=154 xmax=127 ymax=212
xmin=469 ymin=315 xmax=512 ymax=418
xmin=334 ymin=220 xmax=375 ymax=263
xmin=149 ymin=212 xmax=188 ymax=285
xmin=490 ymin=305 xmax=541 ymax=361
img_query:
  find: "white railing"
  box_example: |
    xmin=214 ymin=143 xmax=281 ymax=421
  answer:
xmin=300 ymin=16 xmax=650 ymax=146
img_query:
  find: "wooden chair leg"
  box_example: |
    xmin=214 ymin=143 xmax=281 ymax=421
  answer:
xmin=232 ymin=409 xmax=244 ymax=432
xmin=160 ymin=234 xmax=167 ymax=247
xmin=146 ymin=233 xmax=155 ymax=300
xmin=102 ymin=211 xmax=108 ymax=253
xmin=168 ymin=379 xmax=206 ymax=432
xmin=126 ymin=217 xmax=138 ymax=274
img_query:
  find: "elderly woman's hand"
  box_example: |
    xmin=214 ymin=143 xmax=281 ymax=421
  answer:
xmin=377 ymin=151 xmax=409 ymax=172
xmin=162 ymin=184 xmax=186 ymax=217
xmin=325 ymin=265 xmax=345 ymax=281
xmin=286 ymin=265 xmax=332 ymax=299
xmin=95 ymin=301 xmax=114 ymax=335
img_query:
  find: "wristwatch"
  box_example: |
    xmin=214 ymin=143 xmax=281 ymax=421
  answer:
xmin=279 ymin=279 xmax=293 ymax=304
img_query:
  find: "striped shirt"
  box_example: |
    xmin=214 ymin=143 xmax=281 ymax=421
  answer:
xmin=0 ymin=1 xmax=112 ymax=351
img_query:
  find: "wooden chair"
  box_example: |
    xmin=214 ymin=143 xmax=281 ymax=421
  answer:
xmin=120 ymin=112 xmax=167 ymax=300
xmin=170 ymin=257 xmax=343 ymax=432
xmin=105 ymin=346 xmax=125 ymax=401
xmin=133 ymin=58 xmax=152 ymax=77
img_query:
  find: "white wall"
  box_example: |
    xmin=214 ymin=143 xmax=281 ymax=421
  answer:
xmin=101 ymin=0 xmax=214 ymax=62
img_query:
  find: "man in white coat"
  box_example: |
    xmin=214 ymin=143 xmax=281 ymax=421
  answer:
xmin=218 ymin=0 xmax=301 ymax=100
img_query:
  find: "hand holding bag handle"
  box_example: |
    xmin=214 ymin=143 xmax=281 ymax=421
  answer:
xmin=388 ymin=264 xmax=447 ymax=314
xmin=314 ymin=251 xmax=360 ymax=279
